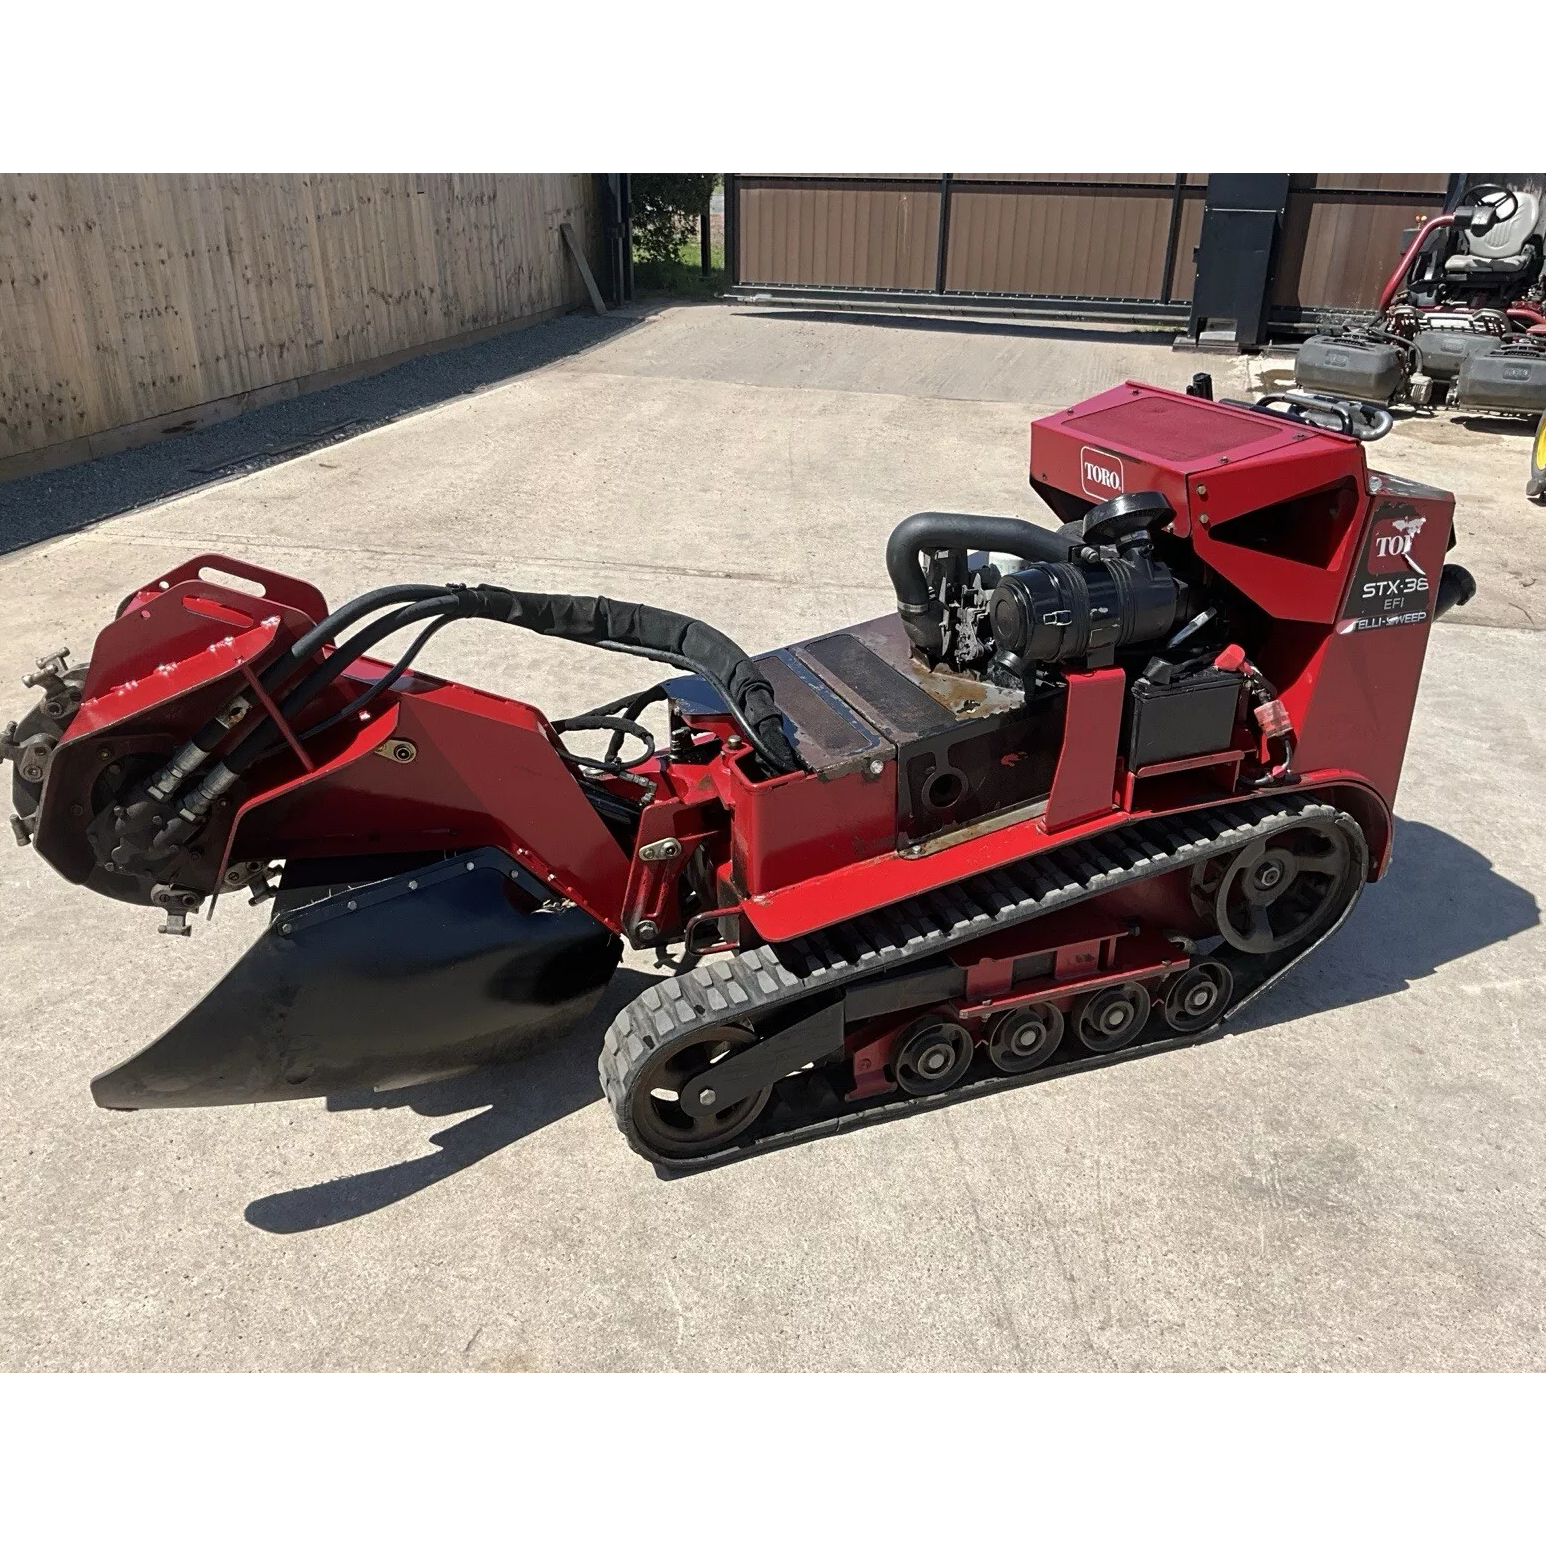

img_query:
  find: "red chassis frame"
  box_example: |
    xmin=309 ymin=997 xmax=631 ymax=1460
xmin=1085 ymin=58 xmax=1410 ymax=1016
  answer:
xmin=36 ymin=386 xmax=1452 ymax=975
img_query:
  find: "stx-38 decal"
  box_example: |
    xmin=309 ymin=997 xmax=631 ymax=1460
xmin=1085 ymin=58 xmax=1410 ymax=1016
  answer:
xmin=1338 ymin=492 xmax=1446 ymax=634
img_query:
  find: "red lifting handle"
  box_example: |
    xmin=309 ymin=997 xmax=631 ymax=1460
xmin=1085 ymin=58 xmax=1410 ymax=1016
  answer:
xmin=116 ymin=554 xmax=330 ymax=625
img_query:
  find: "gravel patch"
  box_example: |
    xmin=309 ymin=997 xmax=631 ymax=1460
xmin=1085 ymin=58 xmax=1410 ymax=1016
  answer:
xmin=0 ymin=308 xmax=637 ymax=556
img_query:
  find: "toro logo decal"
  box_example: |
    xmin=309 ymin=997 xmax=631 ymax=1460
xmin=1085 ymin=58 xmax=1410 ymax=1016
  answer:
xmin=1079 ymin=446 xmax=1124 ymax=501
xmin=1368 ymin=514 xmax=1427 ymax=576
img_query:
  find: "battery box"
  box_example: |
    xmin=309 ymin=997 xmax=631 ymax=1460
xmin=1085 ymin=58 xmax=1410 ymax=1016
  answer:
xmin=1123 ymin=668 xmax=1244 ymax=769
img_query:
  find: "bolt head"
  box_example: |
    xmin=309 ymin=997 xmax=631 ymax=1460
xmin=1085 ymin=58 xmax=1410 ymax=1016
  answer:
xmin=867 ymin=758 xmax=885 ymax=777
xmin=697 ymin=1088 xmax=716 ymax=1107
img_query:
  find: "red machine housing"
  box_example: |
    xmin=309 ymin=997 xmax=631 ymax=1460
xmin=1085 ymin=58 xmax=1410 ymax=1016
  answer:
xmin=11 ymin=382 xmax=1464 ymax=1158
xmin=34 ymin=382 xmax=1457 ymax=951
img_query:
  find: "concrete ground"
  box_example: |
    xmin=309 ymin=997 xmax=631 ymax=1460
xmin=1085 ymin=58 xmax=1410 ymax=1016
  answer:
xmin=1 ymin=304 xmax=1542 ymax=1371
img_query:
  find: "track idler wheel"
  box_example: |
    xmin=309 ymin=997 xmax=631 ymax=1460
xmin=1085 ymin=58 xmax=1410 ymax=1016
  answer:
xmin=1075 ymin=983 xmax=1151 ymax=1053
xmin=986 ymin=1004 xmax=1064 ymax=1074
xmin=1209 ymin=821 xmax=1355 ymax=955
xmin=1162 ymin=961 xmax=1234 ymax=1034
xmin=893 ymin=1014 xmax=975 ymax=1094
xmin=626 ymin=1023 xmax=772 ymax=1162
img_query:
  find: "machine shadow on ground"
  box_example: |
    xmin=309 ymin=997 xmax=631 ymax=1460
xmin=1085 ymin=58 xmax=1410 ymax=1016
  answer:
xmin=1452 ymin=415 xmax=1537 ymax=439
xmin=242 ymin=966 xmax=657 ymax=1234
xmin=0 ymin=310 xmax=640 ymax=556
xmin=243 ymin=817 xmax=1537 ymax=1230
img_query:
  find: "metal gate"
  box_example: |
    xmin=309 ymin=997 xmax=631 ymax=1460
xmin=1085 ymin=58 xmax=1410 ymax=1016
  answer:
xmin=724 ymin=173 xmax=1456 ymax=333
xmin=1271 ymin=173 xmax=1453 ymax=320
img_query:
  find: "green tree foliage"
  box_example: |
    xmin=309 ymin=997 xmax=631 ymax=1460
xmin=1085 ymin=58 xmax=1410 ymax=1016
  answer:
xmin=631 ymin=174 xmax=717 ymax=264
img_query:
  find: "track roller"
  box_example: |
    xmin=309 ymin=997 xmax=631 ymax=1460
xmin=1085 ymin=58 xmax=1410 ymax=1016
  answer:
xmin=986 ymin=1004 xmax=1064 ymax=1074
xmin=624 ymin=1023 xmax=772 ymax=1163
xmin=1075 ymin=983 xmax=1151 ymax=1052
xmin=893 ymin=1015 xmax=975 ymax=1094
xmin=1162 ymin=961 xmax=1234 ymax=1033
xmin=1206 ymin=821 xmax=1355 ymax=955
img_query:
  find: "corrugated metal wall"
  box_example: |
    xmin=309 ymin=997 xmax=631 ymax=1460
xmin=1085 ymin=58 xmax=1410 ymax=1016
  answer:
xmin=739 ymin=178 xmax=940 ymax=290
xmin=736 ymin=175 xmax=1203 ymax=305
xmin=0 ymin=174 xmax=599 ymax=478
xmin=1272 ymin=173 xmax=1451 ymax=313
xmin=942 ymin=179 xmax=1205 ymax=301
xmin=731 ymin=173 xmax=1454 ymax=319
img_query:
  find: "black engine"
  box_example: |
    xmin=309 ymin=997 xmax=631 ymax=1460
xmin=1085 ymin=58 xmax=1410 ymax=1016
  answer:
xmin=887 ymin=492 xmax=1193 ymax=680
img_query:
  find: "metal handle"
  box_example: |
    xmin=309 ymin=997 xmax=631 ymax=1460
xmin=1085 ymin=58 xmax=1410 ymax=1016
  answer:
xmin=1250 ymin=392 xmax=1394 ymax=443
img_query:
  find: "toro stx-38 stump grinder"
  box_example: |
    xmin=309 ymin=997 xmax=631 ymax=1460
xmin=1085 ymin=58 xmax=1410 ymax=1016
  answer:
xmin=5 ymin=382 xmax=1476 ymax=1168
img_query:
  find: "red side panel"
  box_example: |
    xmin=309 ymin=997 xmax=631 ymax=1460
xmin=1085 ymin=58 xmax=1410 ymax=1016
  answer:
xmin=117 ymin=553 xmax=329 ymax=628
xmin=1271 ymin=474 xmax=1456 ymax=810
xmin=78 ymin=581 xmax=305 ymax=710
xmin=229 ymin=682 xmax=634 ymax=929
xmin=1031 ymin=384 xmax=1368 ymax=624
xmin=1042 ymin=666 xmax=1125 ymax=832
xmin=723 ymin=747 xmax=896 ymax=897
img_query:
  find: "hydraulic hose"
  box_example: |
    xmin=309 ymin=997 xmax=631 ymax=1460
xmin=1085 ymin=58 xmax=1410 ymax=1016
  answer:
xmin=224 ymin=595 xmax=465 ymax=777
xmin=458 ymin=587 xmax=799 ymax=774
xmin=886 ymin=511 xmax=1074 ymax=657
xmin=129 ymin=581 xmax=801 ymax=879
xmin=136 ymin=584 xmax=462 ymax=805
xmin=298 ymin=613 xmax=456 ymax=743
xmin=210 ymin=584 xmax=798 ymax=786
xmin=261 ymin=584 xmax=457 ymax=690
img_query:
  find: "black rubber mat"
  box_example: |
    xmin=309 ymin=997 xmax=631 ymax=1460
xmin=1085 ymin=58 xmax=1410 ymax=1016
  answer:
xmin=801 ymin=631 xmax=955 ymax=739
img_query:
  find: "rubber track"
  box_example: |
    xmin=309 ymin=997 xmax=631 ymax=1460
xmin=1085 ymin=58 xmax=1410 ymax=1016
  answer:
xmin=600 ymin=793 xmax=1350 ymax=1167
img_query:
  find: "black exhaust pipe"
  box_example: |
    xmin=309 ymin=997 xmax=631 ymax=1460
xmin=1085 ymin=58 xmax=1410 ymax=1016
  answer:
xmin=1436 ymin=564 xmax=1476 ymax=617
xmin=886 ymin=511 xmax=1074 ymax=657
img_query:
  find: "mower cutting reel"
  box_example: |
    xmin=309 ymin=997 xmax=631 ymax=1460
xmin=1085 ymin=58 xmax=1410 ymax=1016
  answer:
xmin=8 ymin=380 xmax=1474 ymax=1168
xmin=1295 ymin=182 xmax=1546 ymax=420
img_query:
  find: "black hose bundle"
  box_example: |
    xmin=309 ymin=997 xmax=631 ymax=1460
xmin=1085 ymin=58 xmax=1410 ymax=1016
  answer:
xmin=457 ymin=586 xmax=798 ymax=774
xmin=172 ymin=581 xmax=800 ymax=808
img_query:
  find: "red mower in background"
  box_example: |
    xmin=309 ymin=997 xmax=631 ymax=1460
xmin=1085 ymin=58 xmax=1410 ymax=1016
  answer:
xmin=4 ymin=383 xmax=1476 ymax=1168
xmin=1296 ymin=182 xmax=1546 ymax=418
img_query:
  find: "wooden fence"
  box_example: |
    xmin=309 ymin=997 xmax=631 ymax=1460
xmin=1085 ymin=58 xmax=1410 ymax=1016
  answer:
xmin=0 ymin=174 xmax=600 ymax=479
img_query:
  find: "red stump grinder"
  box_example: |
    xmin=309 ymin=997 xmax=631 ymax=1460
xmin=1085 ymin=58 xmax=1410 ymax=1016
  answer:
xmin=4 ymin=382 xmax=1476 ymax=1168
